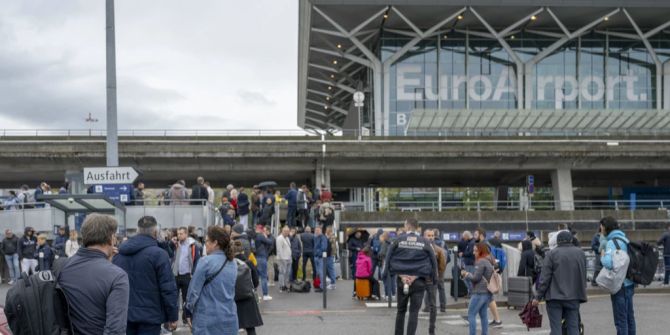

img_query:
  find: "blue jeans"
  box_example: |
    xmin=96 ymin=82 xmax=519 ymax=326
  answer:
xmin=4 ymin=254 xmax=20 ymax=281
xmin=286 ymin=208 xmax=297 ymax=228
xmin=326 ymin=256 xmax=336 ymax=285
xmin=256 ymin=257 xmax=269 ymax=296
xmin=611 ymin=285 xmax=636 ymax=335
xmin=384 ymin=274 xmax=397 ymax=298
xmin=468 ymin=293 xmax=491 ymax=335
xmin=127 ymin=322 xmax=161 ymax=335
xmin=314 ymin=257 xmax=324 ymax=288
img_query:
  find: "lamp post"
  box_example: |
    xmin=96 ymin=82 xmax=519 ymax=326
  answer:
xmin=353 ymin=91 xmax=365 ymax=140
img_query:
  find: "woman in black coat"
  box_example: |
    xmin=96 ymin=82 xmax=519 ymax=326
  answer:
xmin=233 ymin=241 xmax=264 ymax=335
xmin=517 ymin=240 xmax=536 ymax=281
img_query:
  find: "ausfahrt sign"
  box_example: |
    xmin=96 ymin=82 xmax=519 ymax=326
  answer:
xmin=84 ymin=167 xmax=139 ymax=185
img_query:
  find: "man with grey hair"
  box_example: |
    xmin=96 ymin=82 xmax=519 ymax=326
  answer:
xmin=59 ymin=214 xmax=130 ymax=335
xmin=276 ymin=226 xmax=293 ymax=292
xmin=113 ymin=216 xmax=178 ymax=334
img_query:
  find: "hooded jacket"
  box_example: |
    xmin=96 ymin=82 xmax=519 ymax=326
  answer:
xmin=290 ymin=234 xmax=302 ymax=259
xmin=112 ymin=234 xmax=178 ymax=324
xmin=535 ymin=232 xmax=588 ymax=303
xmin=237 ymin=192 xmax=250 ymax=216
xmin=254 ymin=233 xmax=274 ymax=259
xmin=17 ymin=228 xmax=36 ymax=259
xmin=355 ymin=252 xmax=373 ymax=278
xmin=602 ymin=230 xmax=634 ymax=288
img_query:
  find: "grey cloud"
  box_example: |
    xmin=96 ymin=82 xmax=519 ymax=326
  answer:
xmin=237 ymin=90 xmax=275 ymax=106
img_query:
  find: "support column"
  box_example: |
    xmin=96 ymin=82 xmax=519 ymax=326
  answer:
xmin=551 ymin=169 xmax=575 ymax=211
xmin=664 ymin=61 xmax=670 ymax=110
xmin=65 ymin=170 xmax=85 ymax=194
xmin=524 ymin=64 xmax=534 ymax=109
xmin=373 ymin=67 xmax=383 ymax=136
xmin=493 ymin=186 xmax=509 ymax=210
xmin=315 ymin=161 xmax=331 ymax=190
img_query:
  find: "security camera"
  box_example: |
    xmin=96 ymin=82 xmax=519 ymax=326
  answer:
xmin=68 ymin=198 xmax=74 ymax=204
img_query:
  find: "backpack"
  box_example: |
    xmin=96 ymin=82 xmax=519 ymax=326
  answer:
xmin=234 ymin=259 xmax=256 ymax=301
xmin=290 ymin=280 xmax=312 ymax=293
xmin=613 ymin=238 xmax=659 ymax=286
xmin=486 ymin=269 xmax=502 ymax=294
xmin=491 ymin=246 xmax=507 ymax=272
xmin=4 ymin=263 xmax=72 ymax=335
xmin=371 ymin=236 xmax=382 ymax=256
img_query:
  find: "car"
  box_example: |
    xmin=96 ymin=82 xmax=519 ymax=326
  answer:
xmin=0 ymin=306 xmax=11 ymax=335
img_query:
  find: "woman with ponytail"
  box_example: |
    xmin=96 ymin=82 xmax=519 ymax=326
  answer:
xmin=186 ymin=226 xmax=238 ymax=334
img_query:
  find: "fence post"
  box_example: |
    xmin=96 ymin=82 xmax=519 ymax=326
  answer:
xmin=322 ymin=251 xmax=327 ymax=309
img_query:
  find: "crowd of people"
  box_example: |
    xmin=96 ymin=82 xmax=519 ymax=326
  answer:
xmin=0 ymin=182 xmax=69 ymax=210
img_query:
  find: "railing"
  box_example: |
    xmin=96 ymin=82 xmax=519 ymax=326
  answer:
xmin=340 ymin=199 xmax=670 ymax=212
xmin=0 ymin=129 xmax=321 ymax=137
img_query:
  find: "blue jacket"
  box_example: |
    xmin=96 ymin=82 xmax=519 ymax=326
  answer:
xmin=301 ymin=233 xmax=315 ymax=254
xmin=35 ymin=243 xmax=54 ymax=271
xmin=314 ymin=234 xmax=328 ymax=256
xmin=462 ymin=239 xmax=476 ymax=266
xmin=591 ymin=233 xmax=601 ymax=254
xmin=383 ymin=232 xmax=438 ymax=282
xmin=255 ymin=234 xmax=274 ymax=259
xmin=59 ymin=248 xmax=129 ymax=335
xmin=602 ymin=230 xmax=634 ymax=288
xmin=53 ymin=234 xmax=68 ymax=257
xmin=284 ymin=188 xmax=298 ymax=209
xmin=658 ymin=231 xmax=670 ymax=256
xmin=186 ymin=251 xmax=238 ymax=335
xmin=113 ymin=234 xmax=178 ymax=325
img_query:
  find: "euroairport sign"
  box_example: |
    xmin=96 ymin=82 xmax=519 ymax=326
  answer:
xmin=84 ymin=167 xmax=139 ymax=185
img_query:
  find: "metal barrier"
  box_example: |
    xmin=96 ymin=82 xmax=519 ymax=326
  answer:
xmin=340 ymin=199 xmax=670 ymax=212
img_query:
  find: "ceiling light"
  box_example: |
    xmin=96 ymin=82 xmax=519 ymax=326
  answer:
xmin=328 ymin=86 xmax=332 ymax=90
xmin=326 ymin=97 xmax=331 ymax=101
xmin=443 ymin=34 xmax=448 ymax=39
xmin=332 ymin=60 xmax=338 ymax=65
xmin=337 ymin=44 xmax=342 ymax=49
xmin=457 ymin=15 xmax=464 ymax=20
xmin=510 ymin=35 xmax=515 ymax=40
xmin=330 ymin=74 xmax=335 ymax=79
xmin=383 ymin=13 xmax=389 ymax=19
xmin=531 ymin=15 xmax=537 ymax=21
xmin=324 ymin=105 xmax=329 ymax=110
xmin=604 ymin=17 xmax=609 ymax=21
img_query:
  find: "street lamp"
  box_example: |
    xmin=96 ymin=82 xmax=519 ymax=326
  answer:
xmin=353 ymin=91 xmax=365 ymax=140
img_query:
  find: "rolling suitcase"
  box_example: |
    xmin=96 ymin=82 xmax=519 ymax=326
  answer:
xmin=355 ymin=278 xmax=371 ymax=299
xmin=508 ymin=276 xmax=532 ymax=309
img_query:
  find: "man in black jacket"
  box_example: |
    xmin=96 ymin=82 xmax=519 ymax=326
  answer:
xmin=113 ymin=216 xmax=178 ymax=334
xmin=384 ymin=218 xmax=438 ymax=335
xmin=190 ymin=177 xmax=209 ymax=204
xmin=533 ymin=231 xmax=587 ymax=335
xmin=289 ymin=227 xmax=302 ymax=282
xmin=17 ymin=227 xmax=37 ymax=275
xmin=2 ymin=229 xmax=20 ymax=284
xmin=300 ymin=226 xmax=316 ymax=281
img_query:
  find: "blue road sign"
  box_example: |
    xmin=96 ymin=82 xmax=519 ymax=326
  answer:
xmin=93 ymin=184 xmax=132 ymax=204
xmin=527 ymin=175 xmax=535 ymax=194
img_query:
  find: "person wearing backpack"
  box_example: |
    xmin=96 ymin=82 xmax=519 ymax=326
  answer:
xmin=460 ymin=242 xmax=494 ymax=335
xmin=600 ymin=216 xmax=636 ymax=335
xmin=185 ymin=226 xmax=238 ymax=334
xmin=532 ymin=231 xmax=587 ymax=335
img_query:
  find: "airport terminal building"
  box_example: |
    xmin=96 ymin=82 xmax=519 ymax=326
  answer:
xmin=298 ymin=0 xmax=670 ymax=137
xmin=298 ymin=0 xmax=670 ymax=208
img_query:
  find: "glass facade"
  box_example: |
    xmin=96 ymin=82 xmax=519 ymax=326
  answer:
xmin=383 ymin=30 xmax=663 ymax=136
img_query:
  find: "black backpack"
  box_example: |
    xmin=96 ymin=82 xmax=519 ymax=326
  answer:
xmin=613 ymin=238 xmax=659 ymax=286
xmin=3 ymin=260 xmax=72 ymax=335
xmin=290 ymin=280 xmax=312 ymax=293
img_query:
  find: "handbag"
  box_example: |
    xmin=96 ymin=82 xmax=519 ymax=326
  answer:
xmin=596 ymin=239 xmax=630 ymax=294
xmin=519 ymin=302 xmax=543 ymax=330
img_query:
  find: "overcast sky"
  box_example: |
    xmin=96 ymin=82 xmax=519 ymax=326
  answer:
xmin=0 ymin=0 xmax=299 ymax=130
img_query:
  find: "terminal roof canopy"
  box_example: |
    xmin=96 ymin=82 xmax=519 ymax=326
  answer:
xmin=298 ymin=0 xmax=670 ymax=131
xmin=37 ymin=194 xmax=124 ymax=215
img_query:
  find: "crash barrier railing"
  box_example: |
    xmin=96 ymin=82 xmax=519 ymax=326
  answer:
xmin=0 ymin=203 xmax=65 ymax=236
xmin=340 ymin=199 xmax=670 ymax=212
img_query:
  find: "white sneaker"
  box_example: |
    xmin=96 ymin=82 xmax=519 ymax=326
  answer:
xmin=263 ymin=295 xmax=273 ymax=301
xmin=327 ymin=284 xmax=336 ymax=290
xmin=8 ymin=280 xmax=14 ymax=285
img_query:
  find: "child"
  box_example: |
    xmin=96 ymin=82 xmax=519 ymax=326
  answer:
xmin=35 ymin=234 xmax=55 ymax=271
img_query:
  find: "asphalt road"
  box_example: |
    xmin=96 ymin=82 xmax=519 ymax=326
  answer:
xmin=2 ymin=281 xmax=669 ymax=334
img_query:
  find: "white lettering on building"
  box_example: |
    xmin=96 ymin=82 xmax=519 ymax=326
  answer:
xmin=395 ymin=64 xmax=647 ymax=104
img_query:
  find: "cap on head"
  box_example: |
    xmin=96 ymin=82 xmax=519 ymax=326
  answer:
xmin=556 ymin=231 xmax=573 ymax=245
xmin=232 ymin=224 xmax=245 ymax=235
